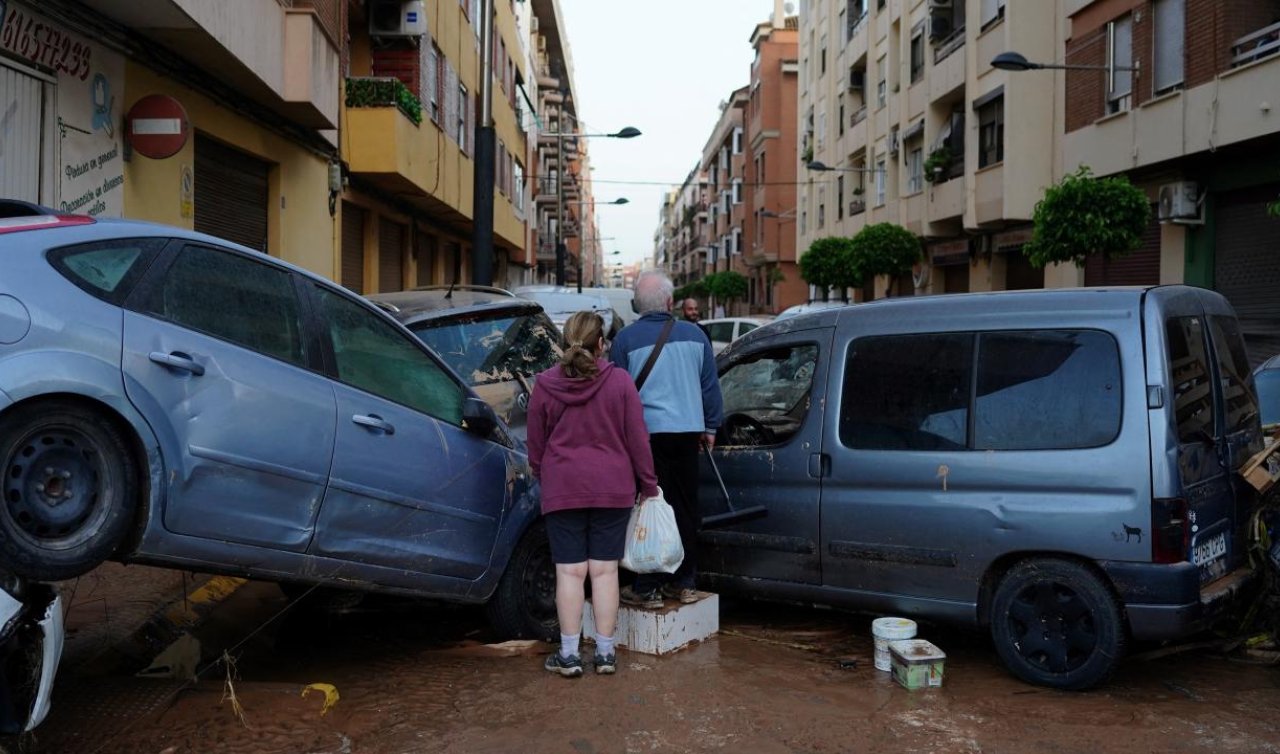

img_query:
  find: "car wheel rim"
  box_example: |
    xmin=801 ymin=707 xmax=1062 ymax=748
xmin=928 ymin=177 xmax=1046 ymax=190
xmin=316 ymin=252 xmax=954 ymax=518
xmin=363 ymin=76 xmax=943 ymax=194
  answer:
xmin=3 ymin=425 xmax=108 ymax=550
xmin=521 ymin=545 xmax=558 ymax=630
xmin=1006 ymin=581 xmax=1097 ymax=674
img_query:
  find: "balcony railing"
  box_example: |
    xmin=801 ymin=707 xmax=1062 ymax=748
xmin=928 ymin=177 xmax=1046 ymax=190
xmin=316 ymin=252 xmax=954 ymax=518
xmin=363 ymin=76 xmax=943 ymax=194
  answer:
xmin=849 ymin=198 xmax=866 ymax=216
xmin=1232 ymin=21 xmax=1280 ymax=67
xmin=846 ymin=11 xmax=868 ymax=43
xmin=850 ymin=105 xmax=868 ymax=127
xmin=933 ymin=25 xmax=966 ymax=65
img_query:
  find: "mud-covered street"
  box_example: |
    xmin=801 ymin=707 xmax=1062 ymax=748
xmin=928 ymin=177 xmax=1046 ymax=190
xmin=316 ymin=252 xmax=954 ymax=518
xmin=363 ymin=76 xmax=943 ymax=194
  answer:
xmin=8 ymin=566 xmax=1276 ymax=754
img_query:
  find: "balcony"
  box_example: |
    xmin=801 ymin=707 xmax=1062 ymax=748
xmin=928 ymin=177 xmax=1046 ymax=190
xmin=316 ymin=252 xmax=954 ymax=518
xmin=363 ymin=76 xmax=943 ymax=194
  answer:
xmin=926 ymin=171 xmax=963 ymax=223
xmin=849 ymin=198 xmax=867 ymax=216
xmin=1231 ymin=21 xmax=1280 ymax=67
xmin=933 ymin=26 xmax=966 ymax=66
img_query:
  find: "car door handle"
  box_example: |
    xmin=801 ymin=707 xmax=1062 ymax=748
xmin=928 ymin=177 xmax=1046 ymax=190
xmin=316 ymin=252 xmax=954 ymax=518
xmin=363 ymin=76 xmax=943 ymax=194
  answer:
xmin=352 ymin=414 xmax=396 ymax=435
xmin=148 ymin=351 xmax=205 ymax=376
xmin=808 ymin=452 xmax=830 ymax=479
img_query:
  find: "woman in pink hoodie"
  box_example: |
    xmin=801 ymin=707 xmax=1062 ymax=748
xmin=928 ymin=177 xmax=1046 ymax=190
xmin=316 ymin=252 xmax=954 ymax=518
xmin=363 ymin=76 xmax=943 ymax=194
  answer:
xmin=527 ymin=311 xmax=658 ymax=678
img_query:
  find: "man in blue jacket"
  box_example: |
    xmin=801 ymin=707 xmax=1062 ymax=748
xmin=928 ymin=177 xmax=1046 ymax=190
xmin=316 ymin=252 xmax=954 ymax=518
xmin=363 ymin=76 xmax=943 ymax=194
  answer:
xmin=611 ymin=271 xmax=723 ymax=608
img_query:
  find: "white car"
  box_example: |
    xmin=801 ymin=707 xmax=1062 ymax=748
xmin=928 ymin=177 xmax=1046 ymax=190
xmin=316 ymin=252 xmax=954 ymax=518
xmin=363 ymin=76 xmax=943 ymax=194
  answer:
xmin=701 ymin=317 xmax=772 ymax=354
xmin=0 ymin=577 xmax=62 ymax=733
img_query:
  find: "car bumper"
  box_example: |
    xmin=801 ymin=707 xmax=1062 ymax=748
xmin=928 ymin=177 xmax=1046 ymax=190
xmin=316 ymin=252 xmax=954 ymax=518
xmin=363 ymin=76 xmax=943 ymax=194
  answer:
xmin=0 ymin=583 xmax=63 ymax=733
xmin=1101 ymin=560 xmax=1257 ymax=641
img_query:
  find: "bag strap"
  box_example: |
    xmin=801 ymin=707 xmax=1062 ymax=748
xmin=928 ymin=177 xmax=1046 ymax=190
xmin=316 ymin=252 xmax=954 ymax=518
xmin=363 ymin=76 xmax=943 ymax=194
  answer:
xmin=634 ymin=317 xmax=676 ymax=391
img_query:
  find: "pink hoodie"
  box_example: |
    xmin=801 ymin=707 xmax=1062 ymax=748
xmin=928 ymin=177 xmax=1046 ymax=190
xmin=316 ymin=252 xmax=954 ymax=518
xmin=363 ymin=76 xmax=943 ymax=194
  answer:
xmin=526 ymin=359 xmax=659 ymax=514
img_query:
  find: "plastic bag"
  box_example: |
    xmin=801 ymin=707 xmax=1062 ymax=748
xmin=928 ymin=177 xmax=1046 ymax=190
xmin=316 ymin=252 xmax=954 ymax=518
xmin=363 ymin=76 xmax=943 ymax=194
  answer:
xmin=621 ymin=487 xmax=684 ymax=574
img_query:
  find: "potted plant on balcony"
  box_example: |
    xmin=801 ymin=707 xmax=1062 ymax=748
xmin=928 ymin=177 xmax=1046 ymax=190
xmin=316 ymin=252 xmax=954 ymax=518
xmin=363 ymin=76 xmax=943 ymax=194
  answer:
xmin=1023 ymin=166 xmax=1149 ymax=268
xmin=923 ymin=147 xmax=953 ymax=183
xmin=802 ymin=144 xmax=814 ymax=165
xmin=345 ymin=77 xmax=423 ymax=125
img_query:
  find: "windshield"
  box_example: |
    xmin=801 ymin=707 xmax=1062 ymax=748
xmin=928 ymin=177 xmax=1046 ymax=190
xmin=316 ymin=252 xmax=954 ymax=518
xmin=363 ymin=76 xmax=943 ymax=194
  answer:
xmin=1257 ymin=369 xmax=1280 ymax=426
xmin=410 ymin=311 xmax=562 ymax=387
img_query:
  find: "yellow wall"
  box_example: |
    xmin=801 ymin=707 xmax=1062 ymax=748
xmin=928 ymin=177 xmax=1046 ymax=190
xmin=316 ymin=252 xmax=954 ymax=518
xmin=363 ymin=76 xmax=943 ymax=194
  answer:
xmin=122 ymin=62 xmax=336 ymax=279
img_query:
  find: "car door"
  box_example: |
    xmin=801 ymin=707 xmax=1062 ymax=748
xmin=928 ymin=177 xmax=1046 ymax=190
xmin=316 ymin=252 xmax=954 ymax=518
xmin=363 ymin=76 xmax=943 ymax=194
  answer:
xmin=121 ymin=242 xmax=336 ymax=550
xmin=697 ymin=328 xmax=832 ymax=585
xmin=308 ymin=284 xmax=508 ymax=581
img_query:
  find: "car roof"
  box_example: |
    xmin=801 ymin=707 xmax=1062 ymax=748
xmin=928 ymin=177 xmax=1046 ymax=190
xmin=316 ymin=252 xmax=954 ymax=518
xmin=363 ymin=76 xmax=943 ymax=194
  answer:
xmin=369 ymin=288 xmax=543 ymax=324
xmin=515 ymin=289 xmax=612 ymax=315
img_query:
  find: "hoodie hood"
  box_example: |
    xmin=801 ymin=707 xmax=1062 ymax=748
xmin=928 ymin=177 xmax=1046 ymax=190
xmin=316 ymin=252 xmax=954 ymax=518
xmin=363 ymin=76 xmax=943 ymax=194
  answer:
xmin=535 ymin=359 xmax=617 ymax=406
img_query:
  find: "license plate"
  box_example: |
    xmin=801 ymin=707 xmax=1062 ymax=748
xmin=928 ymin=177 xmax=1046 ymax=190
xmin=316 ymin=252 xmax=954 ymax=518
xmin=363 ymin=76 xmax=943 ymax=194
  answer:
xmin=1192 ymin=532 xmax=1227 ymax=567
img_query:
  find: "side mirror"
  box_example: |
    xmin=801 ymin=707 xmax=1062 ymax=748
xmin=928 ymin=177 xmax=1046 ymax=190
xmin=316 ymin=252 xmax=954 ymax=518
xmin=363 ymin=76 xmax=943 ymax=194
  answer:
xmin=462 ymin=396 xmax=499 ymax=438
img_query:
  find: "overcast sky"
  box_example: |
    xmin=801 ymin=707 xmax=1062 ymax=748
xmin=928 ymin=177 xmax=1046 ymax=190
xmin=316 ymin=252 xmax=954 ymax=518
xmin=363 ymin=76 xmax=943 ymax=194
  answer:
xmin=557 ymin=0 xmax=781 ymax=269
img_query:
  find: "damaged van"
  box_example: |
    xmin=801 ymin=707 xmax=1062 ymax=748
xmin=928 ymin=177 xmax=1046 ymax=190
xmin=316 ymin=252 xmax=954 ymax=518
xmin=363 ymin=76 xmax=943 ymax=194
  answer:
xmin=699 ymin=286 xmax=1264 ymax=690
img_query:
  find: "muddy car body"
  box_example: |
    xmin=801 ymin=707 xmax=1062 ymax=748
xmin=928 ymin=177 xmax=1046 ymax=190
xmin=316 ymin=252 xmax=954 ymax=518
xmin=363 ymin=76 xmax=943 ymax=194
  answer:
xmin=699 ymin=286 xmax=1263 ymax=689
xmin=0 ymin=213 xmax=557 ymax=640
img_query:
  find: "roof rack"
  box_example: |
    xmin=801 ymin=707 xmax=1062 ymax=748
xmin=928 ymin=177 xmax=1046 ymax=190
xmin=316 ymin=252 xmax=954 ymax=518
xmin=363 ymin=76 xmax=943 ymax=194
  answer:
xmin=409 ymin=284 xmax=515 ymax=297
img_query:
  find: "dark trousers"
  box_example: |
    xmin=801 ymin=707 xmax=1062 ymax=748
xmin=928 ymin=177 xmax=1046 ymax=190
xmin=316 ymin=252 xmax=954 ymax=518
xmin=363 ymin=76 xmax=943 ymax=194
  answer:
xmin=634 ymin=432 xmax=701 ymax=592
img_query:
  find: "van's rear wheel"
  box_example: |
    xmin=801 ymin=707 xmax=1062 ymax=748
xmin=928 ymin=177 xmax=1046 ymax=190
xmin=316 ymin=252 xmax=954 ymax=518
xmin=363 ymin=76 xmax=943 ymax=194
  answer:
xmin=485 ymin=521 xmax=558 ymax=641
xmin=990 ymin=558 xmax=1125 ymax=690
xmin=0 ymin=401 xmax=138 ymax=581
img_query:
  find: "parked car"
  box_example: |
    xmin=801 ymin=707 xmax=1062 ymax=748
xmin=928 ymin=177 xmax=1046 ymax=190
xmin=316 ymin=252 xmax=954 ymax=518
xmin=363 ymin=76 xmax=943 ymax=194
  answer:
xmin=1254 ymin=353 xmax=1280 ymax=432
xmin=701 ymin=317 xmax=771 ymax=354
xmin=0 ymin=575 xmax=61 ymax=734
xmin=773 ymin=300 xmax=851 ymax=320
xmin=0 ymin=210 xmax=557 ymax=640
xmin=580 ymin=286 xmax=639 ymax=327
xmin=699 ymin=286 xmax=1264 ymax=690
xmin=512 ymin=285 xmax=622 ymax=339
xmin=369 ymin=286 xmax=562 ymax=437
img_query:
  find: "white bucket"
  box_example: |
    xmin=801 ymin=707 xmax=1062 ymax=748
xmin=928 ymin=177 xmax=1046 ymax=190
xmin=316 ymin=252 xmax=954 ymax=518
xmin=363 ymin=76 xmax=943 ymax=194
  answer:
xmin=872 ymin=617 xmax=917 ymax=672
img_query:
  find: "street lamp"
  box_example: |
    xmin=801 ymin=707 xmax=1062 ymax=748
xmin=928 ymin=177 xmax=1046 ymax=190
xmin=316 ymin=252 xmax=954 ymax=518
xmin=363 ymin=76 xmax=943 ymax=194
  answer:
xmin=566 ymin=199 xmax=629 ymax=292
xmin=806 ymin=161 xmax=882 ymax=173
xmin=554 ymin=119 xmax=641 ymax=288
xmin=990 ymin=51 xmax=1139 ymax=72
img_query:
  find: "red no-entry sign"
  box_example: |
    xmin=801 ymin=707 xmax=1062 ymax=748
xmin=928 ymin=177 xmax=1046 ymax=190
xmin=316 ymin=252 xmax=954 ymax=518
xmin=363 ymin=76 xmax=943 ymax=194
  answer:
xmin=125 ymin=95 xmax=191 ymax=159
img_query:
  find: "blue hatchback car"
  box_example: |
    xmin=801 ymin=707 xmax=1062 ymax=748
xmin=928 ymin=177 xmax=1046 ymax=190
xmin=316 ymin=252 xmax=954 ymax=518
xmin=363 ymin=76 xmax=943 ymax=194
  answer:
xmin=0 ymin=208 xmax=556 ymax=639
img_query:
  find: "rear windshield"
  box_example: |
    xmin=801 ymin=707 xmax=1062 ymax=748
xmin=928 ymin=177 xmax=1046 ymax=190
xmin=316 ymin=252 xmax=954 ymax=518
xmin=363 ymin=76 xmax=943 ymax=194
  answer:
xmin=47 ymin=238 xmax=165 ymax=305
xmin=409 ymin=310 xmax=561 ymax=386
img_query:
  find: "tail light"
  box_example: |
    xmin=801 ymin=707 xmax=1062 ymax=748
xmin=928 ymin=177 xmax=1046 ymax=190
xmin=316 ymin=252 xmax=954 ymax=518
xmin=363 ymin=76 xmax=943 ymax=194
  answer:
xmin=1152 ymin=497 xmax=1190 ymax=564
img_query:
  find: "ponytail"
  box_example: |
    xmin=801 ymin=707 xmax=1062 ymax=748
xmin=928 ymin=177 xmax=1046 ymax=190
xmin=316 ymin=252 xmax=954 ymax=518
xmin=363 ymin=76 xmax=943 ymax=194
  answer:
xmin=560 ymin=311 xmax=605 ymax=379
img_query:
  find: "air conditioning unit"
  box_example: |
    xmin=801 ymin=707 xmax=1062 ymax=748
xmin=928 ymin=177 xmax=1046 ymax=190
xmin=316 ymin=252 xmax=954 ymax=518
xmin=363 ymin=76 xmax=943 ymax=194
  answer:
xmin=369 ymin=0 xmax=427 ymax=37
xmin=887 ymin=128 xmax=900 ymax=156
xmin=848 ymin=69 xmax=865 ymax=91
xmin=928 ymin=12 xmax=953 ymax=42
xmin=1158 ymin=181 xmax=1203 ymax=223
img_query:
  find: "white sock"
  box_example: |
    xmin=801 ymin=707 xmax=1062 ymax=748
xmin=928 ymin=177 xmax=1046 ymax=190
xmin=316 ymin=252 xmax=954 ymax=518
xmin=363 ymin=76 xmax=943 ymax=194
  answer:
xmin=559 ymin=633 xmax=580 ymax=659
xmin=595 ymin=634 xmax=616 ymax=657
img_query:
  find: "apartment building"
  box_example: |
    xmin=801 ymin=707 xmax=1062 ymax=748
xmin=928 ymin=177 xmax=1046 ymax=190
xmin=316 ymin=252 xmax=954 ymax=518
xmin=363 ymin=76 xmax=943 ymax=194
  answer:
xmin=700 ymin=86 xmax=750 ymax=313
xmin=1 ymin=0 xmax=342 ymax=276
xmin=745 ymin=12 xmax=806 ymax=313
xmin=663 ymin=168 xmax=712 ymax=289
xmin=797 ymin=0 xmax=1070 ymax=298
xmin=1061 ymin=0 xmax=1280 ymax=362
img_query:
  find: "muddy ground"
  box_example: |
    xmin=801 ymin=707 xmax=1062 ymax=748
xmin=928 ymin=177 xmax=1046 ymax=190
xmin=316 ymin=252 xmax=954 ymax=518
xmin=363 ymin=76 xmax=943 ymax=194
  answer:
xmin=10 ymin=569 xmax=1280 ymax=754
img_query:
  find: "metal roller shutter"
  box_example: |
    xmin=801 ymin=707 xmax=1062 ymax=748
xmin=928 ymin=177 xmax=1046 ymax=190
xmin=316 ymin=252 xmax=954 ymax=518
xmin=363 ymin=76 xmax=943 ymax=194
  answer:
xmin=1214 ymin=185 xmax=1280 ymax=366
xmin=341 ymin=202 xmax=365 ymax=292
xmin=0 ymin=63 xmax=47 ymax=203
xmin=1084 ymin=211 xmax=1161 ymax=287
xmin=194 ymin=135 xmax=269 ymax=252
xmin=378 ymin=218 xmax=405 ymax=293
xmin=1004 ymin=248 xmax=1045 ymax=290
xmin=416 ymin=231 xmax=436 ymax=287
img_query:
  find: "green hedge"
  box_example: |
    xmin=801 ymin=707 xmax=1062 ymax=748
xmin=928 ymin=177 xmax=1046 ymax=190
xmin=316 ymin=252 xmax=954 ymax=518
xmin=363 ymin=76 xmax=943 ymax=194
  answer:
xmin=345 ymin=77 xmax=423 ymax=125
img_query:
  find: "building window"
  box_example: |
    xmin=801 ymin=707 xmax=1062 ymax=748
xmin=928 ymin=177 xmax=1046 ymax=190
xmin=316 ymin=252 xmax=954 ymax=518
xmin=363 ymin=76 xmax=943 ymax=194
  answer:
xmin=513 ymin=160 xmax=525 ymax=211
xmin=874 ymin=158 xmax=886 ymax=206
xmin=457 ymin=84 xmax=468 ymax=151
xmin=732 ymin=178 xmax=743 ymax=204
xmin=980 ymin=0 xmax=1006 ymax=28
xmin=760 ymin=152 xmax=766 ymax=182
xmin=876 ymin=56 xmax=887 ymax=108
xmin=839 ymin=103 xmax=846 ymax=135
xmin=837 ymin=175 xmax=845 ymax=220
xmin=821 ymin=35 xmax=827 ymax=75
xmin=732 ymin=228 xmax=742 ymax=255
xmin=426 ymin=45 xmax=442 ymax=123
xmin=818 ymin=204 xmax=825 ymax=228
xmin=1153 ymin=0 xmax=1184 ymax=95
xmin=910 ymin=28 xmax=925 ymax=83
xmin=1107 ymin=15 xmax=1133 ymax=113
xmin=978 ymin=96 xmax=1004 ymax=168
xmin=906 ymin=146 xmax=923 ymax=194
xmin=732 ymin=127 xmax=743 ymax=155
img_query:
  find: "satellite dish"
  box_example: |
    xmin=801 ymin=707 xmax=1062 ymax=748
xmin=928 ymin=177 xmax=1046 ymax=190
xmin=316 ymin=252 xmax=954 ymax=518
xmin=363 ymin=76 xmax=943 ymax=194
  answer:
xmin=784 ymin=2 xmax=795 ymax=14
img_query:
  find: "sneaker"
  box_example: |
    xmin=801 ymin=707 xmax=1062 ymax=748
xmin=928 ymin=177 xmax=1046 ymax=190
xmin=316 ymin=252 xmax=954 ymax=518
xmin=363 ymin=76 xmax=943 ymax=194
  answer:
xmin=661 ymin=584 xmax=698 ymax=604
xmin=544 ymin=651 xmax=584 ymax=678
xmin=593 ymin=653 xmax=617 ymax=675
xmin=620 ymin=585 xmax=664 ymax=609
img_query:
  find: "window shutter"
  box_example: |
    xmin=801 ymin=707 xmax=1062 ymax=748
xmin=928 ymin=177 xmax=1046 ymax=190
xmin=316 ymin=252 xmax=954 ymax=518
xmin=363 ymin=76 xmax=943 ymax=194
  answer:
xmin=1154 ymin=0 xmax=1185 ymax=92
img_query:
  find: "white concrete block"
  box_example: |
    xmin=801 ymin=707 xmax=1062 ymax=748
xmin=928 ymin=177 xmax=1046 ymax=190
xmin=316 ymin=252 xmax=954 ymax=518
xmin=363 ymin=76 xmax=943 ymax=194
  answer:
xmin=581 ymin=592 xmax=719 ymax=655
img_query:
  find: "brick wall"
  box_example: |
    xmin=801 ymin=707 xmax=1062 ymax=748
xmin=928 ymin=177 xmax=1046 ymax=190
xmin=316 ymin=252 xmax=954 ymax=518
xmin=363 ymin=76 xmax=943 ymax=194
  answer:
xmin=1065 ymin=26 xmax=1107 ymax=132
xmin=295 ymin=0 xmax=342 ymax=46
xmin=1185 ymin=0 xmax=1221 ymax=87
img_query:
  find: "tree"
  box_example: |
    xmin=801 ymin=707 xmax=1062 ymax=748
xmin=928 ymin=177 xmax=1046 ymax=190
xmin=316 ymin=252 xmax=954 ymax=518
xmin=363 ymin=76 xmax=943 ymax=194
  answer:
xmin=673 ymin=279 xmax=709 ymax=302
xmin=706 ymin=271 xmax=748 ymax=308
xmin=1022 ymin=166 xmax=1150 ymax=268
xmin=849 ymin=223 xmax=921 ymax=286
xmin=800 ymin=236 xmax=860 ymax=301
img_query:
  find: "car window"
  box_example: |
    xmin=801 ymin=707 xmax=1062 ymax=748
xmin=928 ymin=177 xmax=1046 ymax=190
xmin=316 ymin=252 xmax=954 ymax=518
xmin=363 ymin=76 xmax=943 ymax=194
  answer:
xmin=718 ymin=344 xmax=818 ymax=447
xmin=974 ymin=330 xmax=1122 ymax=450
xmin=707 ymin=322 xmax=734 ymax=343
xmin=315 ymin=286 xmax=463 ymax=424
xmin=48 ymin=238 xmax=164 ymax=305
xmin=841 ymin=334 xmax=972 ymax=450
xmin=1256 ymin=369 xmax=1280 ymax=427
xmin=740 ymin=322 xmax=759 ymax=336
xmin=140 ymin=244 xmax=306 ymax=367
xmin=1207 ymin=316 xmax=1259 ymax=436
xmin=1166 ymin=316 xmax=1216 ymax=443
xmin=409 ymin=310 xmax=561 ymax=387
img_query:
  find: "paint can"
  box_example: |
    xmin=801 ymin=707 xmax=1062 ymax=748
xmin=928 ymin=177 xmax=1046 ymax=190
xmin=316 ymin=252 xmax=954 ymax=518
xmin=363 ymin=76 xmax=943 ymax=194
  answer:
xmin=871 ymin=617 xmax=917 ymax=672
xmin=889 ymin=639 xmax=946 ymax=689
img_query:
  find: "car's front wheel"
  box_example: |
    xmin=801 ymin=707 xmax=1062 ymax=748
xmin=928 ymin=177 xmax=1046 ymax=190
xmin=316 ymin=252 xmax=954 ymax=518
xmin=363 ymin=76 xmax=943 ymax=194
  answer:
xmin=485 ymin=521 xmax=558 ymax=641
xmin=990 ymin=558 xmax=1126 ymax=691
xmin=0 ymin=401 xmax=138 ymax=581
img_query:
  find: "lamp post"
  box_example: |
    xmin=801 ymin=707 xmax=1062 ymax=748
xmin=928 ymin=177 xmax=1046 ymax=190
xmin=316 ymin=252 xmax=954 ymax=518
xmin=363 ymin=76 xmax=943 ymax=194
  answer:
xmin=471 ymin=0 xmax=496 ymax=286
xmin=806 ymin=161 xmax=882 ymax=173
xmin=566 ymin=198 xmax=628 ymax=293
xmin=553 ymin=119 xmax=640 ymax=287
xmin=990 ymin=51 xmax=1139 ymax=73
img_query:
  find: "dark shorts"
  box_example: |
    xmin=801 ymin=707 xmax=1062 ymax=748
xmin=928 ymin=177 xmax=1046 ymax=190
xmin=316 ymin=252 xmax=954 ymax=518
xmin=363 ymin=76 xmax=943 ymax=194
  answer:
xmin=544 ymin=507 xmax=632 ymax=564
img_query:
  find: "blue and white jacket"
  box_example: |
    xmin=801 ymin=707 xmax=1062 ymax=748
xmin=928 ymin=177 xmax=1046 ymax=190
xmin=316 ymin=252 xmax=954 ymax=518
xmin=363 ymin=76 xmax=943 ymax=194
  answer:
xmin=610 ymin=312 xmax=723 ymax=435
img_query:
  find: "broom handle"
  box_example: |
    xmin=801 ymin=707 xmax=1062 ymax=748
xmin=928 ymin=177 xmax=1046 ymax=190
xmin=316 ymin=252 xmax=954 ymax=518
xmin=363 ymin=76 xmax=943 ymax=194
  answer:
xmin=704 ymin=445 xmax=734 ymax=509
